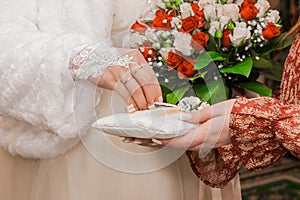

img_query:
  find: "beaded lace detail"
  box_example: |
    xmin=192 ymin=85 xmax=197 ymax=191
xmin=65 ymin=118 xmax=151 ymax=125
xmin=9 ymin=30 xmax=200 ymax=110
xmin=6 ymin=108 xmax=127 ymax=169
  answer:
xmin=69 ymin=45 xmax=132 ymax=80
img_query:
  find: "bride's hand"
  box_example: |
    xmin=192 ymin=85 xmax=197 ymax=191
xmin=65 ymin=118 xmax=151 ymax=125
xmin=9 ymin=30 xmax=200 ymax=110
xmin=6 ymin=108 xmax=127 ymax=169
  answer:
xmin=96 ymin=49 xmax=162 ymax=110
xmin=155 ymin=99 xmax=236 ymax=151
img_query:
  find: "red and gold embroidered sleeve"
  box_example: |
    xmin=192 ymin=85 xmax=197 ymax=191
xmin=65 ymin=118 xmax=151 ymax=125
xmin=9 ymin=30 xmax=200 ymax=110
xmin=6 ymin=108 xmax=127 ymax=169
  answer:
xmin=187 ymin=97 xmax=300 ymax=188
xmin=228 ymin=97 xmax=300 ymax=171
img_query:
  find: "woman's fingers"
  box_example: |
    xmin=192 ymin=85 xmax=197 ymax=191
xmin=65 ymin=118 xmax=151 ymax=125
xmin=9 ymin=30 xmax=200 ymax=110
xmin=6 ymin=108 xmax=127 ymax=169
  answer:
xmin=184 ymin=108 xmax=213 ymax=124
xmin=106 ymin=66 xmax=147 ymax=110
xmin=160 ymin=114 xmax=231 ymax=150
xmin=131 ymin=64 xmax=162 ymax=105
xmin=113 ymin=81 xmax=137 ymax=108
xmin=98 ymin=48 xmax=163 ymax=110
xmin=121 ymin=48 xmax=162 ymax=104
xmin=159 ymin=127 xmax=202 ymax=149
xmin=122 ymin=137 xmax=161 ymax=147
xmin=120 ymin=74 xmax=148 ymax=110
xmin=184 ymin=99 xmax=236 ymax=124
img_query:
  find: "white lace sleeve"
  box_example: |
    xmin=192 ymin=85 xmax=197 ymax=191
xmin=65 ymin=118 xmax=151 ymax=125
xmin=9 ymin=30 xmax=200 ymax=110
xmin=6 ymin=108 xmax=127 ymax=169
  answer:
xmin=69 ymin=44 xmax=133 ymax=81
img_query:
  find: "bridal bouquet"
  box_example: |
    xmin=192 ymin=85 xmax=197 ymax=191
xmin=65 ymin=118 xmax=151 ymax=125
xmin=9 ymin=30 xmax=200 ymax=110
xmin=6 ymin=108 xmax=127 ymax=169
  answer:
xmin=123 ymin=0 xmax=292 ymax=105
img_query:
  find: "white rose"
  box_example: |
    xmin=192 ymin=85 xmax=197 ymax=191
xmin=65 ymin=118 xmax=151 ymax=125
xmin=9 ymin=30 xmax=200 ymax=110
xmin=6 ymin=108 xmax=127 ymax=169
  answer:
xmin=178 ymin=96 xmax=202 ymax=111
xmin=159 ymin=47 xmax=172 ymax=59
xmin=223 ymin=4 xmax=239 ymax=22
xmin=235 ymin=0 xmax=244 ymax=6
xmin=199 ymin=0 xmax=215 ymax=8
xmin=219 ymin=16 xmax=230 ymax=29
xmin=173 ymin=31 xmax=193 ymax=56
xmin=230 ymin=27 xmax=251 ymax=46
xmin=145 ymin=29 xmax=159 ymax=42
xmin=171 ymin=17 xmax=181 ymax=28
xmin=216 ymin=4 xmax=223 ymax=18
xmin=235 ymin=22 xmax=247 ymax=28
xmin=180 ymin=3 xmax=194 ymax=19
xmin=204 ymin=5 xmax=217 ymax=21
xmin=208 ymin=21 xmax=220 ymax=36
xmin=255 ymin=0 xmax=271 ymax=18
xmin=155 ymin=1 xmax=166 ymax=9
xmin=265 ymin=10 xmax=280 ymax=23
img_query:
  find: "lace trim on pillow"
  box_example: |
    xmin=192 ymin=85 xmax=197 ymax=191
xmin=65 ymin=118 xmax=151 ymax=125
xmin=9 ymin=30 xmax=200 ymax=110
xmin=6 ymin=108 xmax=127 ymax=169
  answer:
xmin=69 ymin=45 xmax=132 ymax=80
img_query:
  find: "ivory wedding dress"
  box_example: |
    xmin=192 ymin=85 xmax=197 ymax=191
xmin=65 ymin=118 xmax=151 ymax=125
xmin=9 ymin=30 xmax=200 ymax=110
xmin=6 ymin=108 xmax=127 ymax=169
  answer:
xmin=0 ymin=0 xmax=240 ymax=199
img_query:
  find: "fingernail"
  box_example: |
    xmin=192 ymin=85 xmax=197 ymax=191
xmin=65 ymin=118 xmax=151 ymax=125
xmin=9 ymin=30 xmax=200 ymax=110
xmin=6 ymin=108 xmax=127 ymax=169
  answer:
xmin=178 ymin=113 xmax=192 ymax=120
xmin=122 ymin=138 xmax=131 ymax=143
xmin=151 ymin=139 xmax=163 ymax=145
xmin=148 ymin=104 xmax=156 ymax=110
xmin=158 ymin=96 xmax=163 ymax=103
xmin=127 ymin=104 xmax=136 ymax=113
xmin=133 ymin=140 xmax=143 ymax=145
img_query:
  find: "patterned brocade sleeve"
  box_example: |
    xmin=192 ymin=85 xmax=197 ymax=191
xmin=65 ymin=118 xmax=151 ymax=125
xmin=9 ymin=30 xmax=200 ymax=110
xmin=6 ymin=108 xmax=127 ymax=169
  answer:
xmin=229 ymin=97 xmax=300 ymax=170
xmin=186 ymin=146 xmax=241 ymax=188
xmin=187 ymin=96 xmax=300 ymax=188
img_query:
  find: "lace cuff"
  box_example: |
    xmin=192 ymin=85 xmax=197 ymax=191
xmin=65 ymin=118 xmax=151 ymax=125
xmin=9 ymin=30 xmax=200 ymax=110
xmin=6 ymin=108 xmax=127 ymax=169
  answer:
xmin=69 ymin=44 xmax=133 ymax=80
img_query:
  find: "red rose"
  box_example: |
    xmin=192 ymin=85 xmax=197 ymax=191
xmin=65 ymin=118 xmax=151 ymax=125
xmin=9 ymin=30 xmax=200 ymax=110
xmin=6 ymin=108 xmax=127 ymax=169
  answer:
xmin=177 ymin=59 xmax=197 ymax=78
xmin=191 ymin=3 xmax=204 ymax=17
xmin=181 ymin=16 xmax=204 ymax=33
xmin=151 ymin=10 xmax=172 ymax=30
xmin=141 ymin=46 xmax=156 ymax=60
xmin=240 ymin=5 xmax=258 ymax=21
xmin=166 ymin=8 xmax=176 ymax=17
xmin=166 ymin=51 xmax=183 ymax=70
xmin=222 ymin=29 xmax=231 ymax=48
xmin=191 ymin=32 xmax=209 ymax=51
xmin=241 ymin=0 xmax=255 ymax=9
xmin=130 ymin=21 xmax=147 ymax=33
xmin=262 ymin=22 xmax=281 ymax=40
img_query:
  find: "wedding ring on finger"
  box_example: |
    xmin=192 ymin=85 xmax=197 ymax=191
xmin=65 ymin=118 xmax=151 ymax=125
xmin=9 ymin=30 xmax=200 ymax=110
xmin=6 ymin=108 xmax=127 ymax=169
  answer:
xmin=121 ymin=75 xmax=134 ymax=85
xmin=131 ymin=65 xmax=147 ymax=75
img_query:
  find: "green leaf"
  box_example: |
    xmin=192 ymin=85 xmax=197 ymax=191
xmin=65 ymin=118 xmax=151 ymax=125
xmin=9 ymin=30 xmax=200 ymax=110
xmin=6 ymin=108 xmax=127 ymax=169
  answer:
xmin=276 ymin=36 xmax=294 ymax=50
xmin=194 ymin=52 xmax=212 ymax=70
xmin=166 ymin=86 xmax=189 ymax=104
xmin=259 ymin=61 xmax=283 ymax=81
xmin=207 ymin=33 xmax=217 ymax=51
xmin=194 ymin=51 xmax=225 ymax=70
xmin=189 ymin=71 xmax=207 ymax=81
xmin=260 ymin=33 xmax=288 ymax=55
xmin=208 ymin=51 xmax=226 ymax=61
xmin=220 ymin=58 xmax=253 ymax=77
xmin=238 ymin=81 xmax=272 ymax=96
xmin=194 ymin=79 xmax=229 ymax=104
xmin=252 ymin=57 xmax=273 ymax=69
